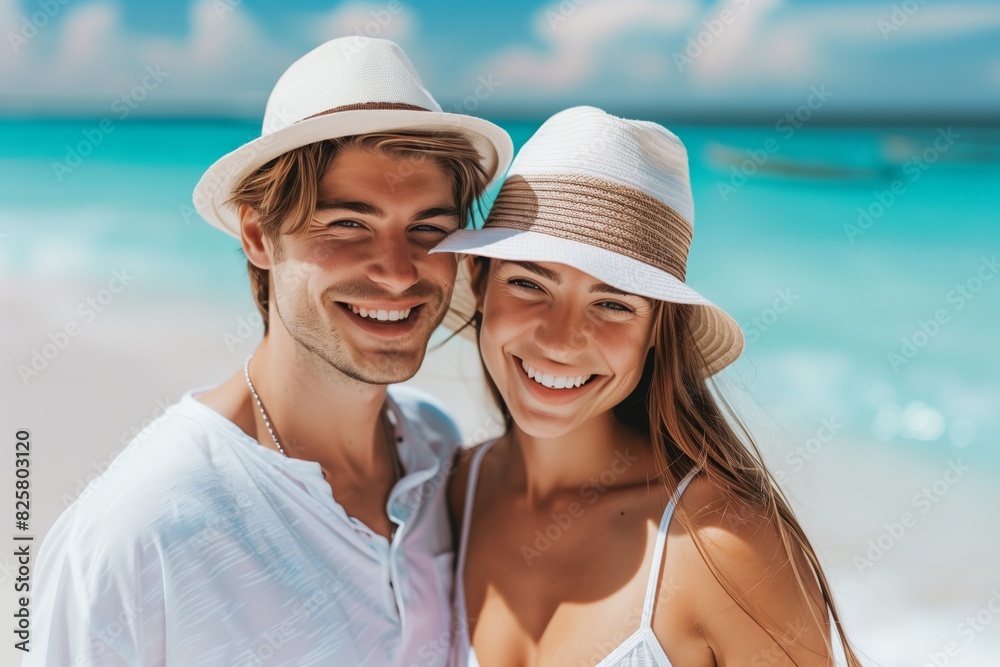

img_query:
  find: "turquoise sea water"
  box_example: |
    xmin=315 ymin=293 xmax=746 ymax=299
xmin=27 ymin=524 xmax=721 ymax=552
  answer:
xmin=2 ymin=119 xmax=999 ymax=462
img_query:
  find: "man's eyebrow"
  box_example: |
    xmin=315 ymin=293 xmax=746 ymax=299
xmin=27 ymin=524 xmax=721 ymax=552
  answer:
xmin=313 ymin=201 xmax=459 ymax=223
xmin=315 ymin=200 xmax=384 ymax=216
xmin=414 ymin=206 xmax=460 ymax=221
xmin=590 ymin=282 xmax=653 ymax=304
xmin=498 ymin=260 xmax=561 ymax=283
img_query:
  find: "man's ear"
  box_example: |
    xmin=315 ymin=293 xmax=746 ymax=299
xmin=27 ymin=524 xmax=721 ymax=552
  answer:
xmin=239 ymin=204 xmax=272 ymax=270
xmin=467 ymin=256 xmax=489 ymax=312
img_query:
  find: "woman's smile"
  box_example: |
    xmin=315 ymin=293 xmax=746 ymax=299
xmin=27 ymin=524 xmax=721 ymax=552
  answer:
xmin=518 ymin=356 xmax=598 ymax=390
xmin=510 ymin=354 xmax=605 ymax=406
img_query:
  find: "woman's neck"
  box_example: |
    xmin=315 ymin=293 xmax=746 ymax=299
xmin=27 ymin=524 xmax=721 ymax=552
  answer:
xmin=499 ymin=413 xmax=655 ymax=505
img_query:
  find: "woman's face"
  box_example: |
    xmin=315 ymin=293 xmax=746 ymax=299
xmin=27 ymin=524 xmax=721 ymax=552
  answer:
xmin=473 ymin=258 xmax=658 ymax=439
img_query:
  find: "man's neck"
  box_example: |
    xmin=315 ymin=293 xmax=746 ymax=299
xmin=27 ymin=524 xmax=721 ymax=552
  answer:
xmin=255 ymin=334 xmax=391 ymax=471
xmin=197 ymin=335 xmax=390 ymax=475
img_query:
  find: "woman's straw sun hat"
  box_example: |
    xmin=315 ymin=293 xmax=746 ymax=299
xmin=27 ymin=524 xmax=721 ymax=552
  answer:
xmin=431 ymin=106 xmax=744 ymax=376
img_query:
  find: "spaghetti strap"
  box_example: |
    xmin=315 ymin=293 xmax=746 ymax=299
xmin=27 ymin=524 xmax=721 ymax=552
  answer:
xmin=455 ymin=447 xmax=694 ymax=667
xmin=458 ymin=441 xmax=497 ymax=559
xmin=455 ymin=439 xmax=500 ymax=642
xmin=639 ymin=466 xmax=701 ymax=628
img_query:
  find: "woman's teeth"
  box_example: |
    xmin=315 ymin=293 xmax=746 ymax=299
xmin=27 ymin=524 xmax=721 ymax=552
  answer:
xmin=521 ymin=359 xmax=590 ymax=389
xmin=349 ymin=304 xmax=412 ymax=322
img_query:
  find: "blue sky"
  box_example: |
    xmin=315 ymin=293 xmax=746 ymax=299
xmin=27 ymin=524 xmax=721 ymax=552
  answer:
xmin=2 ymin=0 xmax=999 ymax=119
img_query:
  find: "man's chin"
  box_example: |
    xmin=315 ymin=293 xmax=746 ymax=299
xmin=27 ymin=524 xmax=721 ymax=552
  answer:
xmin=339 ymin=348 xmax=426 ymax=385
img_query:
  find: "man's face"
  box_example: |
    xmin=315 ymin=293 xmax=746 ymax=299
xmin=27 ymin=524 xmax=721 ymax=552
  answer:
xmin=269 ymin=146 xmax=459 ymax=384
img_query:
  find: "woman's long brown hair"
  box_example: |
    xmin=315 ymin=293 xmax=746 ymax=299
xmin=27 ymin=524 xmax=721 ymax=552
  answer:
xmin=464 ymin=258 xmax=863 ymax=665
xmin=639 ymin=300 xmax=863 ymax=665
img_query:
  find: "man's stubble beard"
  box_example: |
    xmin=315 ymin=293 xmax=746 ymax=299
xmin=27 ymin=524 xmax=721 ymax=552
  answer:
xmin=271 ymin=267 xmax=450 ymax=386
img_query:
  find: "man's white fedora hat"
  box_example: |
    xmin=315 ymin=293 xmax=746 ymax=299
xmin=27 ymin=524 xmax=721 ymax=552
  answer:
xmin=432 ymin=106 xmax=744 ymax=377
xmin=193 ymin=37 xmax=513 ymax=237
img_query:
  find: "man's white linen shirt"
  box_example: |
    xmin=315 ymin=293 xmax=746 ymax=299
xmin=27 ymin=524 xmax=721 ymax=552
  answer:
xmin=26 ymin=385 xmax=460 ymax=666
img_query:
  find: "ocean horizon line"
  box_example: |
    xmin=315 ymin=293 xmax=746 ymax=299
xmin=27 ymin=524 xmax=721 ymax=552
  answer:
xmin=1 ymin=111 xmax=999 ymax=128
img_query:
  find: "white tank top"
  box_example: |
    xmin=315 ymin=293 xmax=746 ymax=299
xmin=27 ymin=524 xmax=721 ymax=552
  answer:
xmin=453 ymin=439 xmax=701 ymax=667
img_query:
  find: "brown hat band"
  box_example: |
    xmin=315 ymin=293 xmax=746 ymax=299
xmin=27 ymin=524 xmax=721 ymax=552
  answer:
xmin=484 ymin=174 xmax=694 ymax=281
xmin=303 ymin=102 xmax=431 ymax=120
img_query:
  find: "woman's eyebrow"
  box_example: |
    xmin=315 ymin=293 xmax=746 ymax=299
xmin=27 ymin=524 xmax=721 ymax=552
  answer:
xmin=497 ymin=260 xmax=560 ymax=283
xmin=590 ymin=283 xmax=653 ymax=304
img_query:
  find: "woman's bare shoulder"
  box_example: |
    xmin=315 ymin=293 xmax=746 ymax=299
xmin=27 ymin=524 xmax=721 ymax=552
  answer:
xmin=659 ymin=472 xmax=832 ymax=665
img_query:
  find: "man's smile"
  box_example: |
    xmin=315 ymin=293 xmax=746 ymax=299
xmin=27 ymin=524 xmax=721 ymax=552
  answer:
xmin=336 ymin=301 xmax=427 ymax=337
xmin=342 ymin=302 xmax=417 ymax=322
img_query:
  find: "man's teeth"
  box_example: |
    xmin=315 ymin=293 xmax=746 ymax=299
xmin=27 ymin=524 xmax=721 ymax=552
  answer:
xmin=348 ymin=305 xmax=412 ymax=322
xmin=521 ymin=359 xmax=590 ymax=389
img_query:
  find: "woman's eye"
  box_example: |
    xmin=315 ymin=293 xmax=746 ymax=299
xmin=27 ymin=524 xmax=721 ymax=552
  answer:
xmin=600 ymin=301 xmax=634 ymax=313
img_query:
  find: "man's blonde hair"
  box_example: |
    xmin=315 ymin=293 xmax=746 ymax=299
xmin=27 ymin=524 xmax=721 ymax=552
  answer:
xmin=227 ymin=131 xmax=490 ymax=332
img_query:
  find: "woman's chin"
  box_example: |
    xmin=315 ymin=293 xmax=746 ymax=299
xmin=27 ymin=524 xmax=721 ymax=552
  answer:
xmin=508 ymin=407 xmax=582 ymax=440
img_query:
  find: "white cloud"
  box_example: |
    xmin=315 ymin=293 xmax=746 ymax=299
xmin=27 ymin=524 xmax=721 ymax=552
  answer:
xmin=57 ymin=2 xmax=118 ymax=72
xmin=681 ymin=0 xmax=810 ymax=87
xmin=540 ymin=0 xmax=693 ymax=46
xmin=650 ymin=1 xmax=1000 ymax=88
xmin=1 ymin=0 xmax=997 ymax=115
xmin=0 ymin=0 xmax=422 ymax=116
xmin=485 ymin=0 xmax=696 ymax=90
xmin=473 ymin=0 xmax=1000 ymax=105
xmin=313 ymin=1 xmax=416 ymax=45
xmin=868 ymin=4 xmax=1000 ymax=42
xmin=0 ymin=0 xmax=21 ymax=75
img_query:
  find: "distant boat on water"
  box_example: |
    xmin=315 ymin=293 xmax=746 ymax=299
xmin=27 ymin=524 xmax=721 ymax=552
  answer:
xmin=705 ymin=141 xmax=884 ymax=181
xmin=705 ymin=131 xmax=999 ymax=183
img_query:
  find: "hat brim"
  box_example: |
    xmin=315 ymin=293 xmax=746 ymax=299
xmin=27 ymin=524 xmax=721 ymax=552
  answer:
xmin=193 ymin=109 xmax=513 ymax=238
xmin=431 ymin=228 xmax=744 ymax=377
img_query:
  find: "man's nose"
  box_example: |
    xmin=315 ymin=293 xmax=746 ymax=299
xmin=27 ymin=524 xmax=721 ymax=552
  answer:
xmin=368 ymin=235 xmax=420 ymax=293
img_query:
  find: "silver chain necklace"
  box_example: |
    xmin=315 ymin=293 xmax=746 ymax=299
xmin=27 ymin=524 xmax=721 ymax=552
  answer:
xmin=242 ymin=353 xmax=403 ymax=496
xmin=243 ymin=353 xmax=287 ymax=456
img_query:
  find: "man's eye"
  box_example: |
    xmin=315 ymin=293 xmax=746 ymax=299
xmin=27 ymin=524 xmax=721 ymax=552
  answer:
xmin=327 ymin=220 xmax=362 ymax=228
xmin=509 ymin=278 xmax=541 ymax=291
xmin=412 ymin=224 xmax=450 ymax=233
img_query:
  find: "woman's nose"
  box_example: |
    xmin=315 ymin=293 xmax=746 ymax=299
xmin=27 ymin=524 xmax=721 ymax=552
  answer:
xmin=534 ymin=303 xmax=588 ymax=359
